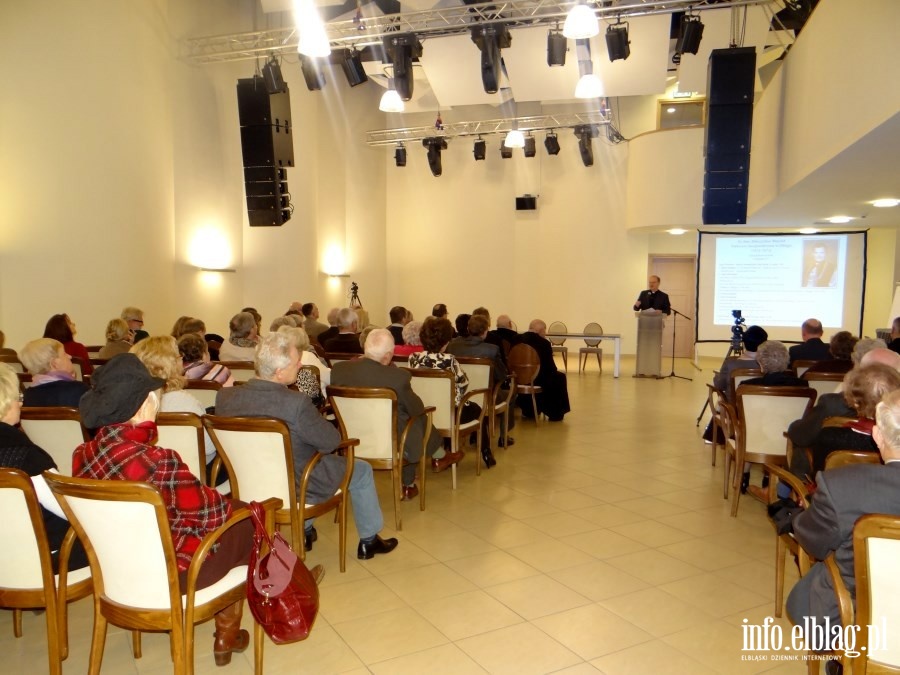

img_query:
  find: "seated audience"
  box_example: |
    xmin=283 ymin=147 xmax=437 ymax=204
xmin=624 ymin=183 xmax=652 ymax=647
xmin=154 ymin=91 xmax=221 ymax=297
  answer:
xmin=216 ymin=331 xmax=398 ymax=559
xmin=323 ymin=308 xmax=363 ymax=354
xmin=331 ymin=329 xmax=448 ymax=497
xmin=121 ymin=306 xmax=149 ymax=344
xmin=743 ymin=341 xmax=808 ymax=387
xmin=98 ymin=318 xmax=133 ymax=359
xmin=315 ymin=307 xmax=341 ymax=346
xmin=452 ymin=314 xmax=471 ymax=341
xmin=170 ymin=315 xmax=193 ymax=338
xmin=302 ymin=303 xmax=328 ymax=339
xmin=888 ymin=316 xmax=900 ymax=355
xmin=277 ymin=325 xmax=330 ymax=406
xmin=409 ymin=317 xmax=495 ymax=467
xmin=394 ymin=321 xmax=424 ymax=357
xmin=178 ymin=317 xmax=206 ymax=338
xmin=432 ymin=303 xmax=449 ymax=319
xmin=270 ymin=315 xmax=300 ymax=332
xmin=387 ymin=306 xmax=409 ymax=345
xmin=74 ymin=354 xmax=268 ymax=665
xmin=712 ymin=325 xmax=768 ymax=402
xmin=0 ymin=363 xmax=88 ymax=572
xmin=20 ymin=338 xmax=89 ymax=407
xmin=520 ymin=319 xmax=571 ymax=422
xmin=786 ymin=388 xmax=900 ymax=652
xmin=788 ymin=318 xmax=830 ymax=367
xmin=43 ymin=313 xmax=92 ymax=375
xmin=804 ymin=330 xmax=857 ymax=374
xmin=218 ymin=311 xmax=259 ymax=362
xmin=241 ymin=307 xmax=263 ymax=336
xmin=179 ymin=333 xmax=235 ymax=387
xmin=492 ymin=314 xmax=521 ymax=346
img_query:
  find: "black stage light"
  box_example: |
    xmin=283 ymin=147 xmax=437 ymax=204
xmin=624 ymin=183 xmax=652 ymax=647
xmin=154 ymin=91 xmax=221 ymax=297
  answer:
xmin=300 ymin=55 xmax=325 ymax=91
xmin=674 ymin=15 xmax=704 ymax=57
xmin=573 ymin=125 xmax=598 ymax=167
xmin=422 ymin=137 xmax=447 ymax=177
xmin=605 ymin=22 xmax=630 ymax=62
xmin=500 ymin=143 xmax=513 ymax=159
xmin=523 ymin=135 xmax=536 ymax=158
xmin=395 ymin=143 xmax=407 ymax=167
xmin=262 ymin=57 xmax=286 ymax=93
xmin=473 ymin=138 xmax=486 ymax=161
xmin=341 ymin=49 xmax=369 ymax=87
xmin=471 ymin=24 xmax=512 ymax=94
xmin=544 ymin=131 xmax=561 ymax=155
xmin=383 ymin=33 xmax=422 ymax=101
xmin=547 ymin=30 xmax=567 ymax=66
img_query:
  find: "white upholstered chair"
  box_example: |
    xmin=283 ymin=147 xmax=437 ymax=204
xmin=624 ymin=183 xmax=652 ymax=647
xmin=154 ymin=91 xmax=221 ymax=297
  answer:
xmin=18 ymin=407 xmax=89 ymax=476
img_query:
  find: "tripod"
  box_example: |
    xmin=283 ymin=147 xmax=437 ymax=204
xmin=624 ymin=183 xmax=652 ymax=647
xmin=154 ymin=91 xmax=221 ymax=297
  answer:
xmin=694 ymin=338 xmax=744 ymax=425
xmin=661 ymin=308 xmax=692 ymax=381
xmin=349 ymin=282 xmax=362 ymax=309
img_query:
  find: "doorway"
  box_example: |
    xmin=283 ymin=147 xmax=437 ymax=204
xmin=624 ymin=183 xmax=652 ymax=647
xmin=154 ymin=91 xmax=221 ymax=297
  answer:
xmin=650 ymin=255 xmax=696 ymax=359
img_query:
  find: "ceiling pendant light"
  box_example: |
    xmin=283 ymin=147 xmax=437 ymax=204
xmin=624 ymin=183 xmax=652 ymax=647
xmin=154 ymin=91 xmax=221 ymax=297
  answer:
xmin=575 ymin=73 xmax=603 ymax=98
xmin=295 ymin=0 xmax=331 ymax=57
xmin=379 ymin=79 xmax=404 ymax=112
xmin=563 ymin=3 xmax=599 ymax=40
xmin=504 ymin=129 xmax=525 ymax=148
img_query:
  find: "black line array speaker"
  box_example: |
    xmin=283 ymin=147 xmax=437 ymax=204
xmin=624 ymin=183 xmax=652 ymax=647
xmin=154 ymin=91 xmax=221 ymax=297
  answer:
xmin=703 ymin=47 xmax=756 ymax=225
xmin=237 ymin=76 xmax=294 ymax=226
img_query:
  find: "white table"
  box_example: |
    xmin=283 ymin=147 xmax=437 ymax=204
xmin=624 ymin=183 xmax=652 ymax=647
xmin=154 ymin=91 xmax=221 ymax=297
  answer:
xmin=545 ymin=333 xmax=622 ymax=378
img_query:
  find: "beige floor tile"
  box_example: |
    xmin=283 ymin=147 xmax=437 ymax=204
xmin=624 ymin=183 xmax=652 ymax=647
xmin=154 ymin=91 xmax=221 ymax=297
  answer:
xmin=614 ymin=495 xmax=691 ymax=519
xmin=456 ymin=623 xmax=582 ymax=675
xmin=520 ymin=511 xmax=601 ymax=537
xmin=446 ymin=550 xmax=542 ymax=587
xmin=467 ymin=520 xmax=548 ymax=548
xmin=332 ymin=607 xmax=448 ymax=664
xmin=661 ymin=619 xmax=766 ymax=674
xmin=577 ymin=481 xmax=645 ymax=503
xmin=494 ymin=496 xmax=564 ymax=519
xmin=608 ymin=520 xmax=697 ymax=547
xmin=412 ymin=589 xmax=523 ymax=640
xmin=658 ymin=538 xmax=754 ymax=571
xmin=599 ymin=586 xmax=716 ymax=637
xmin=550 ymin=663 xmax=604 ymax=674
xmin=485 ymin=574 xmax=592 ymax=619
xmin=533 ymin=603 xmax=653 ymax=660
xmin=605 ymin=548 xmax=704 ymax=585
xmin=550 ymin=560 xmax=649 ymax=601
xmin=318 ymin=577 xmax=407 ymax=624
xmin=589 ymin=639 xmax=720 ymax=675
xmin=558 ymin=528 xmax=648 ymax=559
xmin=255 ymin=623 xmax=365 ymax=674
xmin=378 ymin=561 xmax=478 ymax=604
xmin=506 ymin=538 xmax=596 ymax=572
xmin=409 ymin=528 xmax=499 ymax=561
xmin=369 ymin=643 xmax=488 ymax=675
xmin=569 ymin=503 xmax=648 ymax=528
xmin=659 ymin=574 xmax=772 ymax=618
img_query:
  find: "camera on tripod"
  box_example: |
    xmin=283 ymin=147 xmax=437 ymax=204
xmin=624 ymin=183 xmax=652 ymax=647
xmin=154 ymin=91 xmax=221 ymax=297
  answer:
xmin=731 ymin=309 xmax=746 ymax=350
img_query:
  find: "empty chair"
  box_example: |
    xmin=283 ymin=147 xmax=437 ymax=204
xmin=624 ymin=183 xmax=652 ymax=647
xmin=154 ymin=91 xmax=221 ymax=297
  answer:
xmin=507 ymin=343 xmax=542 ymax=424
xmin=18 ymin=407 xmax=89 ymax=475
xmin=579 ymin=322 xmax=603 ymax=372
xmin=547 ymin=321 xmax=568 ymax=371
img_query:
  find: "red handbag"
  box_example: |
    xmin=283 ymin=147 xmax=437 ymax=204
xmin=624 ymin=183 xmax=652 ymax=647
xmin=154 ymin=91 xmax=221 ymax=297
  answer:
xmin=246 ymin=501 xmax=320 ymax=644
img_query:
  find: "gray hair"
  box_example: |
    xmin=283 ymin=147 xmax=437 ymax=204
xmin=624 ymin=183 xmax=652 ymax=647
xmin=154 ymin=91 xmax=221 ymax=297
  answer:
xmin=853 ymin=338 xmax=888 ymax=365
xmin=105 ymin=318 xmax=130 ymax=342
xmin=0 ymin=363 xmax=19 ymax=419
xmin=402 ymin=320 xmax=423 ymax=346
xmin=364 ymin=328 xmax=395 ymax=361
xmin=337 ymin=308 xmax=358 ymax=330
xmin=755 ymin=340 xmax=789 ymax=373
xmin=19 ymin=338 xmax=64 ymax=375
xmin=255 ymin=332 xmax=294 ymax=380
xmin=277 ymin=325 xmax=311 ymax=352
xmin=229 ymin=311 xmax=257 ymax=340
xmin=876 ymin=389 xmax=900 ymax=452
xmin=270 ymin=315 xmax=300 ymax=332
xmin=121 ymin=306 xmax=144 ymax=322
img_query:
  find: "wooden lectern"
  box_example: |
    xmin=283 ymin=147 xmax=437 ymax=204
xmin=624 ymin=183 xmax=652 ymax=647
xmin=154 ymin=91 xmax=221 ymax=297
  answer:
xmin=635 ymin=310 xmax=664 ymax=378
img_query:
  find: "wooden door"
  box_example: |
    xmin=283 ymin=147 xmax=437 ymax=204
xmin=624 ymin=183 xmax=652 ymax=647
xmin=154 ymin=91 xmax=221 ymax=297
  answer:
xmin=650 ymin=256 xmax=695 ymax=359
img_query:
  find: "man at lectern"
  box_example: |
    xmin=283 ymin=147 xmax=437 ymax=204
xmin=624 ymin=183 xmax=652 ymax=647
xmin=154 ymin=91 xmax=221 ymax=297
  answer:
xmin=632 ymin=276 xmax=671 ymax=315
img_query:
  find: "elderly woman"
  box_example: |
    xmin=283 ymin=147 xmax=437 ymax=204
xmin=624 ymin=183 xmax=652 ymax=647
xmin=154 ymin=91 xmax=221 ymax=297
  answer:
xmin=218 ymin=311 xmax=258 ymax=362
xmin=408 ymin=317 xmax=495 ymax=467
xmin=270 ymin=315 xmax=301 ymax=332
xmin=20 ymin=338 xmax=89 ymax=408
xmin=394 ymin=321 xmax=424 ymax=357
xmin=98 ymin=318 xmax=133 ymax=359
xmin=43 ymin=313 xmax=92 ymax=375
xmin=131 ymin=336 xmax=217 ymax=468
xmin=0 ymin=363 xmax=88 ymax=572
xmin=743 ymin=341 xmax=808 ymax=387
xmin=805 ymin=331 xmax=858 ymax=375
xmin=170 ymin=316 xmax=193 ymax=338
xmin=179 ymin=333 xmax=234 ymax=387
xmin=277 ymin=326 xmax=330 ymax=404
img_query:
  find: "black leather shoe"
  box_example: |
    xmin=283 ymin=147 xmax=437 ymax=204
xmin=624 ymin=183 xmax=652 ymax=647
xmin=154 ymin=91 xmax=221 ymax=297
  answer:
xmin=740 ymin=472 xmax=750 ymax=494
xmin=481 ymin=447 xmax=497 ymax=468
xmin=357 ymin=535 xmax=399 ymax=559
xmin=304 ymin=527 xmax=317 ymax=552
xmin=498 ymin=436 xmax=515 ymax=448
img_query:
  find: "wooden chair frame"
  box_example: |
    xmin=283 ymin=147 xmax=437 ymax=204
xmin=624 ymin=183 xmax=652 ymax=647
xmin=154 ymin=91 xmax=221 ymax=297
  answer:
xmin=547 ymin=321 xmax=568 ymax=371
xmin=210 ymin=361 xmax=254 ymax=382
xmin=507 ymin=343 xmax=543 ymax=425
xmin=578 ymin=322 xmax=603 ymax=373
xmin=183 ymin=380 xmax=222 ymax=411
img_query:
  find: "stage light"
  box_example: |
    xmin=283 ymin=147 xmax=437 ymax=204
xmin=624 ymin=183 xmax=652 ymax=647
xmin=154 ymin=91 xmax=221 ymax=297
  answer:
xmin=299 ymin=55 xmax=325 ymax=91
xmin=573 ymin=124 xmax=598 ymax=167
xmin=547 ymin=30 xmax=567 ymax=66
xmin=262 ymin=57 xmax=286 ymax=93
xmin=500 ymin=144 xmax=513 ymax=159
xmin=379 ymin=79 xmax=404 ymax=112
xmin=605 ymin=21 xmax=630 ymax=62
xmin=383 ymin=33 xmax=422 ymax=101
xmin=504 ymin=129 xmax=525 ymax=148
xmin=471 ymin=24 xmax=512 ymax=94
xmin=523 ymin=135 xmax=536 ymax=158
xmin=544 ymin=131 xmax=560 ymax=155
xmin=295 ymin=0 xmax=331 ymax=57
xmin=563 ymin=3 xmax=599 ymax=39
xmin=473 ymin=137 xmax=486 ymax=161
xmin=674 ymin=15 xmax=704 ymax=58
xmin=422 ymin=137 xmax=447 ymax=177
xmin=341 ymin=49 xmax=368 ymax=87
xmin=394 ymin=143 xmax=406 ymax=167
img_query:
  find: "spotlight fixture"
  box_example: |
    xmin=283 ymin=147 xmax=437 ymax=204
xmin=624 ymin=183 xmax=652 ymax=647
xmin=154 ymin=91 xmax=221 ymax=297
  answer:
xmin=262 ymin=57 xmax=286 ymax=94
xmin=341 ymin=49 xmax=369 ymax=87
xmin=674 ymin=15 xmax=704 ymax=59
xmin=563 ymin=3 xmax=599 ymax=39
xmin=394 ymin=143 xmax=407 ymax=167
xmin=547 ymin=30 xmax=567 ymax=66
xmin=473 ymin=137 xmax=486 ymax=161
xmin=295 ymin=0 xmax=331 ymax=58
xmin=605 ymin=21 xmax=631 ymax=62
xmin=544 ymin=131 xmax=561 ymax=155
xmin=573 ymin=124 xmax=599 ymax=167
xmin=422 ymin=137 xmax=447 ymax=177
xmin=500 ymin=144 xmax=513 ymax=159
xmin=299 ymin=55 xmax=325 ymax=91
xmin=379 ymin=78 xmax=404 ymax=112
xmin=383 ymin=33 xmax=422 ymax=101
xmin=523 ymin=135 xmax=536 ymax=158
xmin=873 ymin=198 xmax=900 ymax=208
xmin=504 ymin=129 xmax=525 ymax=148
xmin=471 ymin=24 xmax=512 ymax=94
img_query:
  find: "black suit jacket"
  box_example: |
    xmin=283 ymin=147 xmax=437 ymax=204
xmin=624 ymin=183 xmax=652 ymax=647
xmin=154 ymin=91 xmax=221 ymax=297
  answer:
xmin=787 ymin=392 xmax=856 ymax=448
xmin=23 ymin=380 xmax=90 ymax=408
xmin=520 ymin=331 xmax=558 ymax=381
xmin=633 ymin=289 xmax=671 ymax=314
xmin=323 ymin=333 xmax=363 ymax=354
xmin=387 ymin=325 xmax=405 ymax=345
xmin=446 ymin=336 xmax=507 ymax=384
xmin=788 ymin=338 xmax=831 ymax=365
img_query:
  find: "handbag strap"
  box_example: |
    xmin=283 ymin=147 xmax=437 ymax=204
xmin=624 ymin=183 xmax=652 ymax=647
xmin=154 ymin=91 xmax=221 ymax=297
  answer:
xmin=248 ymin=500 xmax=274 ymax=547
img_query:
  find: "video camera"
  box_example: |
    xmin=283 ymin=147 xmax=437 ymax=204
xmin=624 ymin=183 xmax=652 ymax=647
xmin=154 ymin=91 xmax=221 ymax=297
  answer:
xmin=731 ymin=309 xmax=746 ymax=351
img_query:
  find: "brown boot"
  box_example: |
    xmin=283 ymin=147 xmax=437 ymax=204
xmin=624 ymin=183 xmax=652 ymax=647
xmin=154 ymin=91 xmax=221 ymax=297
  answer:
xmin=213 ymin=601 xmax=249 ymax=666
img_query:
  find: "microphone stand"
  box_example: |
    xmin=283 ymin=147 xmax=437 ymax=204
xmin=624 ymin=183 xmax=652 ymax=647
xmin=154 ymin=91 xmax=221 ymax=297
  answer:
xmin=661 ymin=308 xmax=692 ymax=381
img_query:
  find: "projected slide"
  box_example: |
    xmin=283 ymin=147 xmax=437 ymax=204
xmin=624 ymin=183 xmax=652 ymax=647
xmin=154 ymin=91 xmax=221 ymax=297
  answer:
xmin=696 ymin=232 xmax=866 ymax=343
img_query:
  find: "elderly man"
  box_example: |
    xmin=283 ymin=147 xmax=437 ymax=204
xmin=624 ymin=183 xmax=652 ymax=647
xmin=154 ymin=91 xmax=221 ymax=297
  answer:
xmin=387 ymin=306 xmax=410 ymax=345
xmin=632 ymin=275 xmax=671 ymax=315
xmin=121 ymin=306 xmax=149 ymax=344
xmin=786 ymin=388 xmax=900 ymax=651
xmin=216 ymin=332 xmax=397 ymax=560
xmin=301 ymin=302 xmax=328 ymax=339
xmin=314 ymin=307 xmax=341 ymax=346
xmin=331 ymin=329 xmax=450 ymax=499
xmin=788 ymin=318 xmax=830 ymax=366
xmin=323 ymin=308 xmax=363 ymax=354
xmin=519 ymin=319 xmax=570 ymax=422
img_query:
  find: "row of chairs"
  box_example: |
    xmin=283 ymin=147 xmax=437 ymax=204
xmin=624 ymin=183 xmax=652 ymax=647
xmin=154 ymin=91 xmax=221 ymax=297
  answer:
xmin=546 ymin=321 xmax=604 ymax=372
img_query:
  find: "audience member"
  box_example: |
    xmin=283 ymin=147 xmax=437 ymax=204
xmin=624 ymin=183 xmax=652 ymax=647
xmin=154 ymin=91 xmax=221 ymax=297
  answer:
xmin=170 ymin=316 xmax=193 ymax=338
xmin=804 ymin=330 xmax=857 ymax=374
xmin=241 ymin=307 xmax=263 ymax=336
xmin=387 ymin=306 xmax=409 ymax=345
xmin=743 ymin=341 xmax=808 ymax=387
xmin=453 ymin=314 xmax=471 ymax=340
xmin=179 ymin=318 xmax=207 ymax=337
xmin=520 ymin=319 xmax=570 ymax=422
xmin=331 ymin=329 xmax=448 ymax=497
xmin=178 ymin=333 xmax=235 ymax=387
xmin=712 ymin=325 xmax=768 ymax=402
xmin=491 ymin=313 xmax=521 ymax=353
xmin=788 ymin=318 xmax=830 ymax=367
xmin=121 ymin=306 xmax=149 ymax=344
xmin=98 ymin=318 xmax=133 ymax=359
xmin=43 ymin=313 xmax=92 ymax=375
xmin=278 ymin=325 xmax=330 ymax=405
xmin=394 ymin=321 xmax=424 ymax=357
xmin=302 ymin=303 xmax=328 ymax=339
xmin=217 ymin=331 xmax=398 ymax=559
xmin=0 ymin=363 xmax=88 ymax=571
xmin=852 ymin=338 xmax=888 ymax=366
xmin=270 ymin=315 xmax=300 ymax=332
xmin=432 ymin=303 xmax=449 ymax=319
xmin=74 ymin=354 xmax=261 ymax=665
xmin=219 ymin=311 xmax=259 ymax=361
xmin=315 ymin=307 xmax=341 ymax=346
xmin=323 ymin=308 xmax=363 ymax=354
xmin=20 ymin=338 xmax=89 ymax=407
xmin=888 ymin=317 xmax=900 ymax=355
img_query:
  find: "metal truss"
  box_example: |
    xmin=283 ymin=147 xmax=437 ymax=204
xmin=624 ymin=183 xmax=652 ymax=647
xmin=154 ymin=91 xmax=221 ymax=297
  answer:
xmin=183 ymin=0 xmax=776 ymax=64
xmin=365 ymin=109 xmax=611 ymax=146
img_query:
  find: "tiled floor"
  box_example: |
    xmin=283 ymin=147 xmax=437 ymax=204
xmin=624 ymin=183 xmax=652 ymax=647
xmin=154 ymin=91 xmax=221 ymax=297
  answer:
xmin=3 ymin=356 xmax=813 ymax=673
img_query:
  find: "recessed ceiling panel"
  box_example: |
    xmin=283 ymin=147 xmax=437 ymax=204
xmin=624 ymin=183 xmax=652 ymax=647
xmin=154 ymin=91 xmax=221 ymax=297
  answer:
xmin=592 ymin=13 xmax=670 ymax=98
xmin=418 ymin=33 xmax=506 ymax=107
xmin=502 ymin=26 xmax=582 ymax=103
